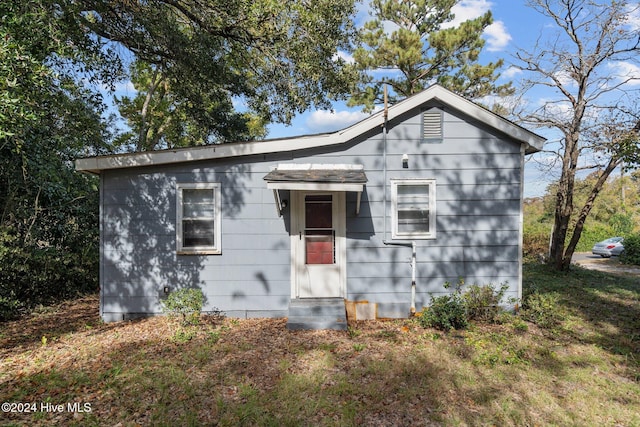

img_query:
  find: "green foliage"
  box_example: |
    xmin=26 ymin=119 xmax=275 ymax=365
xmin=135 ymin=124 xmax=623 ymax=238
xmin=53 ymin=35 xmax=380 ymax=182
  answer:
xmin=115 ymin=60 xmax=268 ymax=151
xmin=574 ymin=223 xmax=616 ymax=252
xmin=523 ymin=173 xmax=640 ymax=259
xmin=0 ymin=1 xmax=116 ymax=320
xmin=0 ymin=230 xmax=98 ymax=321
xmin=419 ymin=280 xmax=512 ymax=331
xmin=520 ymin=292 xmax=565 ymax=330
xmin=347 ymin=326 xmax=361 ymax=339
xmin=171 ymin=328 xmax=197 ymax=343
xmin=620 ymin=234 xmax=640 ymax=266
xmin=610 ymin=213 xmax=634 ymax=236
xmin=352 ymin=343 xmax=366 ymax=352
xmin=465 ymin=331 xmax=529 ymax=367
xmin=349 ymin=0 xmax=513 ymax=110
xmin=511 ymin=317 xmax=529 ymax=333
xmin=463 ymin=283 xmax=509 ymax=323
xmin=419 ymin=293 xmax=468 ymax=331
xmin=82 ymin=0 xmax=359 ymax=128
xmin=161 ymin=288 xmax=205 ymax=326
xmin=523 ymin=221 xmax=551 ymax=261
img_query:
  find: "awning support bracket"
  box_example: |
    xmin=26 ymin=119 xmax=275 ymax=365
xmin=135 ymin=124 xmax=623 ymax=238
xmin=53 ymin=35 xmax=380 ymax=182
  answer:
xmin=272 ymin=189 xmax=284 ymax=217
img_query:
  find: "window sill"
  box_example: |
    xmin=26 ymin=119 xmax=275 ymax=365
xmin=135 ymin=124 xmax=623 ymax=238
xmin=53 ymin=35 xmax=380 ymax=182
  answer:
xmin=392 ymin=234 xmax=436 ymax=240
xmin=177 ymin=249 xmax=222 ymax=256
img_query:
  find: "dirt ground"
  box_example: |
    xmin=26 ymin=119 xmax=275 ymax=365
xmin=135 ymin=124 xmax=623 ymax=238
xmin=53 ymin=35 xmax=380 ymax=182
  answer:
xmin=572 ymin=252 xmax=640 ymax=277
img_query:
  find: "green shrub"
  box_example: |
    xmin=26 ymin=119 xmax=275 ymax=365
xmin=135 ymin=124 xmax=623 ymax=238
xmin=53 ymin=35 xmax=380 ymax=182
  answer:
xmin=161 ymin=288 xmax=205 ymax=326
xmin=523 ymin=222 xmax=551 ymax=261
xmin=172 ymin=328 xmax=197 ymax=343
xmin=574 ymin=223 xmax=615 ymax=252
xmin=419 ymin=293 xmax=468 ymax=331
xmin=419 ymin=280 xmax=515 ymax=331
xmin=0 ymin=229 xmax=98 ymax=321
xmin=610 ymin=213 xmax=634 ymax=236
xmin=520 ymin=292 xmax=565 ymax=329
xmin=463 ymin=283 xmax=509 ymax=323
xmin=620 ymin=234 xmax=640 ymax=266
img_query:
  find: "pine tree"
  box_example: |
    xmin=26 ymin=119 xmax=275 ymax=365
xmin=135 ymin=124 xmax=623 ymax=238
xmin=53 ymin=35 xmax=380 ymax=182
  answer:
xmin=350 ymin=0 xmax=512 ymax=110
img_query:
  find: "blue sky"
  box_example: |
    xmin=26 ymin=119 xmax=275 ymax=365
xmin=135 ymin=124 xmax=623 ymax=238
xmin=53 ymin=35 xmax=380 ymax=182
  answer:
xmin=263 ymin=0 xmax=556 ymax=196
xmin=108 ymin=0 xmax=640 ymax=197
xmin=265 ymin=0 xmax=640 ymax=198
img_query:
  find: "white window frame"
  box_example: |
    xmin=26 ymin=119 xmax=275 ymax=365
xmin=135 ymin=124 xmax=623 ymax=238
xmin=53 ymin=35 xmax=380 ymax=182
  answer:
xmin=391 ymin=179 xmax=436 ymax=239
xmin=176 ymin=183 xmax=222 ymax=255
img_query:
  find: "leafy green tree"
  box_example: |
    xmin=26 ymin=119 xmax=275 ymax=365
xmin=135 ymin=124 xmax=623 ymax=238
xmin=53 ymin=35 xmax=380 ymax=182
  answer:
xmin=115 ymin=61 xmax=267 ymax=151
xmin=523 ymin=171 xmax=640 ymax=258
xmin=0 ymin=1 xmax=118 ymax=318
xmin=349 ymin=0 xmax=513 ymax=110
xmin=80 ymin=0 xmax=359 ymax=137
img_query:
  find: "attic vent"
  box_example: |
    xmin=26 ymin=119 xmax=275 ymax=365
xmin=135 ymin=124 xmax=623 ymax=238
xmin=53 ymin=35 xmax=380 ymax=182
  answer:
xmin=422 ymin=110 xmax=443 ymax=141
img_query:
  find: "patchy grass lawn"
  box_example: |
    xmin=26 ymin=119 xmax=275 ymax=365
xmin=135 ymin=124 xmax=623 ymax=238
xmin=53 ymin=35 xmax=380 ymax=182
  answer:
xmin=1 ymin=264 xmax=639 ymax=426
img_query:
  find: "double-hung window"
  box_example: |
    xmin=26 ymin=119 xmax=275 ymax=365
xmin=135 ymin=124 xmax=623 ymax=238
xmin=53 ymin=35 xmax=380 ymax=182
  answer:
xmin=176 ymin=183 xmax=221 ymax=254
xmin=391 ymin=179 xmax=436 ymax=239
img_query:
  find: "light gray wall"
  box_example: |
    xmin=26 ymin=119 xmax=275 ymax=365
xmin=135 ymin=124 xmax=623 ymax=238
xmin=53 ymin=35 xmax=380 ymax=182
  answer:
xmin=99 ymin=103 xmax=524 ymax=321
xmin=338 ymin=106 xmax=523 ymax=316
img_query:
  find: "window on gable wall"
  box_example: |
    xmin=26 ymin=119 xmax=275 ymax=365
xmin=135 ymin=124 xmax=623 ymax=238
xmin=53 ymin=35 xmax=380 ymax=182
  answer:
xmin=176 ymin=183 xmax=221 ymax=254
xmin=391 ymin=179 xmax=436 ymax=239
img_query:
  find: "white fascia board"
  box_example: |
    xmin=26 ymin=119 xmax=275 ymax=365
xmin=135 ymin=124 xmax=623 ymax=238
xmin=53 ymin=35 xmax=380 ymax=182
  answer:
xmin=424 ymin=86 xmax=546 ymax=152
xmin=75 ymin=84 xmax=545 ymax=173
xmin=266 ymin=182 xmax=364 ymax=192
xmin=75 ymin=134 xmax=336 ymax=172
xmin=274 ymin=163 xmax=364 ymax=170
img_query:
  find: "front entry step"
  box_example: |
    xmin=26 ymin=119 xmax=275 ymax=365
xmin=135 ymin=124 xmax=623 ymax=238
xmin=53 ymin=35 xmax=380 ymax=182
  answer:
xmin=287 ymin=298 xmax=347 ymax=330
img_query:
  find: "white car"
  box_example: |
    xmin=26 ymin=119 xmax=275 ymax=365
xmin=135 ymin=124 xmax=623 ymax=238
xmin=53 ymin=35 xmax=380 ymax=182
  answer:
xmin=592 ymin=237 xmax=625 ymax=258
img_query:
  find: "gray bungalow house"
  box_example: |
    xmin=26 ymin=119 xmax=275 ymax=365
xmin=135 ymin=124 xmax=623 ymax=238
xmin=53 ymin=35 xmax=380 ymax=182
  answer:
xmin=76 ymin=85 xmax=545 ymax=329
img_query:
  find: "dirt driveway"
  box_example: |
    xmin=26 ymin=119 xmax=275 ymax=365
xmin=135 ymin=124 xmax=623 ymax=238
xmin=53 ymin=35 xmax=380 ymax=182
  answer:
xmin=572 ymin=252 xmax=640 ymax=277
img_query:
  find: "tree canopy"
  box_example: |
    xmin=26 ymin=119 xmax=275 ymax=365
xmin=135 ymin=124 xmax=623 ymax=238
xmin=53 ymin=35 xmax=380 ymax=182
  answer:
xmin=349 ymin=0 xmax=513 ymax=110
xmin=114 ymin=60 xmax=268 ymax=151
xmin=81 ymin=0 xmax=359 ymax=141
xmin=0 ymin=1 xmax=121 ymax=318
xmin=0 ymin=0 xmax=361 ymax=317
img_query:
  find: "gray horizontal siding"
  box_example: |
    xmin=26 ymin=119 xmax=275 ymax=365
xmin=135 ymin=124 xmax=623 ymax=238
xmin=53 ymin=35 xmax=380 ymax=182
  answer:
xmin=100 ymin=101 xmax=525 ymax=320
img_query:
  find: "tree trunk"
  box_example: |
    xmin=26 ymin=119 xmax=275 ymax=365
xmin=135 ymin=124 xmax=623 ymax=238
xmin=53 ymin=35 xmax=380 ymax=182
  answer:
xmin=563 ymin=158 xmax=621 ymax=265
xmin=548 ymin=128 xmax=582 ymax=270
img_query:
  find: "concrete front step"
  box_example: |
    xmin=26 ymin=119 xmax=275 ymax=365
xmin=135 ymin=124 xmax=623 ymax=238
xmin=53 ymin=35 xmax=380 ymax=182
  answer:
xmin=287 ymin=298 xmax=347 ymax=330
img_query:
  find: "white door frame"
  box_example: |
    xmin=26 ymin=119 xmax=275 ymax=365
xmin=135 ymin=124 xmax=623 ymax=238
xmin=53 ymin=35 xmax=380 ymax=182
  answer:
xmin=290 ymin=191 xmax=346 ymax=299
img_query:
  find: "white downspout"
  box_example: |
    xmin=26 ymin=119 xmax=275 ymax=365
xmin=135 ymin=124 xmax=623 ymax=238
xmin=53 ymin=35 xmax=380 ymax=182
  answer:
xmin=411 ymin=241 xmax=416 ymax=314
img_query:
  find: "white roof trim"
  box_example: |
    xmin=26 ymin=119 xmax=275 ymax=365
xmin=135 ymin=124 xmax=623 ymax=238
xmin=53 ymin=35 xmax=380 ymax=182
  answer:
xmin=266 ymin=182 xmax=364 ymax=192
xmin=272 ymin=163 xmax=365 ymax=171
xmin=76 ymin=85 xmax=546 ymax=174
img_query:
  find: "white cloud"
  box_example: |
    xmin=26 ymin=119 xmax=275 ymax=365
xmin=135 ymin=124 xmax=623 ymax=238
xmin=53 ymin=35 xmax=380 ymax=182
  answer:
xmin=501 ymin=66 xmax=522 ymax=79
xmin=305 ymin=109 xmax=374 ymax=133
xmin=607 ymin=61 xmax=640 ymax=86
xmin=438 ymin=1 xmax=512 ymax=52
xmin=109 ymin=80 xmax=136 ymax=96
xmin=624 ymin=4 xmax=640 ymax=30
xmin=444 ymin=0 xmax=492 ymax=28
xmin=334 ymin=50 xmax=355 ymax=64
xmin=538 ymin=98 xmax=574 ymax=121
xmin=553 ymin=70 xmax=576 ymax=87
xmin=484 ymin=21 xmax=511 ymax=51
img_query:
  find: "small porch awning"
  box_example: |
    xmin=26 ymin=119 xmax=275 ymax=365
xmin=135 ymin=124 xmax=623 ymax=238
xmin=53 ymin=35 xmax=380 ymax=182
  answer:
xmin=264 ymin=164 xmax=367 ymax=215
